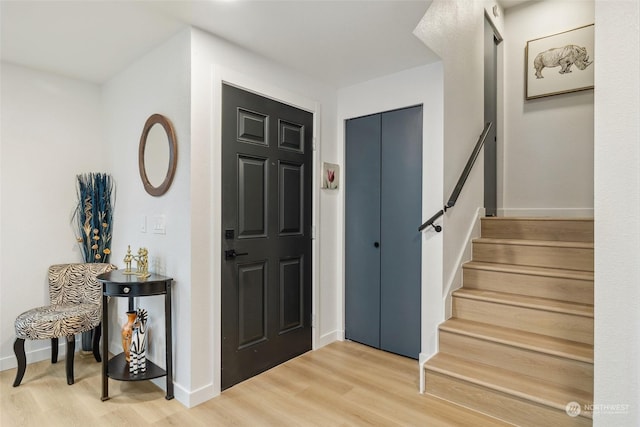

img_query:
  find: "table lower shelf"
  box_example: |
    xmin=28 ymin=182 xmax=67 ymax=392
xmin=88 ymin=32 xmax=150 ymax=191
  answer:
xmin=106 ymin=352 xmax=167 ymax=381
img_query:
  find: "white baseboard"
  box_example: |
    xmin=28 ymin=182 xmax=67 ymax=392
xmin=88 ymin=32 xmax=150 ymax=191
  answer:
xmin=419 ymin=352 xmax=430 ymax=365
xmin=498 ymin=207 xmax=594 ymax=218
xmin=316 ymin=330 xmax=340 ymax=349
xmin=149 ymin=377 xmax=215 ymax=408
xmin=184 ymin=383 xmax=219 ymax=408
xmin=419 ymin=352 xmax=431 ymax=394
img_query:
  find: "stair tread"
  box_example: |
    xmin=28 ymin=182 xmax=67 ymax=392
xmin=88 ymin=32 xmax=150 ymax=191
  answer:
xmin=440 ymin=318 xmax=593 ymax=363
xmin=425 ymin=353 xmax=593 ymax=416
xmin=481 ymin=217 xmax=595 ymax=243
xmin=463 ymin=261 xmax=594 ymax=281
xmin=453 ymin=288 xmax=594 ymax=317
xmin=474 ymin=237 xmax=594 ymax=249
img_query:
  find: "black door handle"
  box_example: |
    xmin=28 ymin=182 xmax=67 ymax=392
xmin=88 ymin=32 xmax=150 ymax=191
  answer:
xmin=374 ymin=242 xmax=380 ymax=248
xmin=225 ymin=249 xmax=249 ymax=260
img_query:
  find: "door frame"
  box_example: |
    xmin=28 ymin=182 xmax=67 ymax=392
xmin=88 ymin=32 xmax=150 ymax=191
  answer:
xmin=335 ymin=67 xmax=445 ymax=368
xmin=484 ymin=15 xmax=499 ymax=217
xmin=211 ymin=66 xmax=320 ymax=394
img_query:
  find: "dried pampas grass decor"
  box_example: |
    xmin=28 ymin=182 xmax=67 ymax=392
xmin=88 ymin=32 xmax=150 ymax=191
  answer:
xmin=73 ymin=173 xmax=115 ymax=264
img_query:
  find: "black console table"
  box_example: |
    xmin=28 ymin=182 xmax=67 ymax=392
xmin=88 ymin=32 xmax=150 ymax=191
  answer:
xmin=97 ymin=270 xmax=174 ymax=401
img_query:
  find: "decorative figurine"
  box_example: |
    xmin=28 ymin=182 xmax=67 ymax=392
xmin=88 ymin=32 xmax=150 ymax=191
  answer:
xmin=121 ymin=310 xmax=137 ymax=362
xmin=122 ymin=245 xmax=151 ymax=278
xmin=129 ymin=308 xmax=148 ymax=375
xmin=133 ymin=247 xmax=150 ymax=279
xmin=123 ymin=245 xmax=134 ymax=274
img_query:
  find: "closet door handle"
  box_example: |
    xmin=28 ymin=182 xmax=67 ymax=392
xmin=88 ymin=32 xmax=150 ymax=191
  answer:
xmin=374 ymin=242 xmax=380 ymax=248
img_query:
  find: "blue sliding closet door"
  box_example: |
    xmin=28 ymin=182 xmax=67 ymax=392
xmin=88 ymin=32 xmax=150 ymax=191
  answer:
xmin=345 ymin=113 xmax=382 ymax=349
xmin=345 ymin=105 xmax=422 ymax=359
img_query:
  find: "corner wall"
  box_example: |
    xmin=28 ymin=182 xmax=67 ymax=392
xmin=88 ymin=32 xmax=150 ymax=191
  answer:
xmin=594 ymin=1 xmax=640 ymax=425
xmin=102 ymin=28 xmax=192 ymax=401
xmin=502 ymin=0 xmax=594 ymax=217
xmin=414 ymin=0 xmax=501 ymax=328
xmin=0 ymin=63 xmax=104 ymax=369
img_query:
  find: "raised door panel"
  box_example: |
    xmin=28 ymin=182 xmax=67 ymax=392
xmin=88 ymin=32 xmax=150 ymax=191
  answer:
xmin=279 ymin=162 xmax=303 ymax=236
xmin=238 ymin=108 xmax=268 ymax=146
xmin=278 ymin=120 xmax=304 ymax=153
xmin=237 ymin=261 xmax=268 ymax=348
xmin=238 ymin=156 xmax=268 ymax=239
xmin=279 ymin=257 xmax=304 ymax=333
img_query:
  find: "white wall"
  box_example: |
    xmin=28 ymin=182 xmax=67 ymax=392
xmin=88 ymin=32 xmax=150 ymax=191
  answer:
xmin=336 ymin=64 xmax=444 ymax=358
xmin=503 ymin=0 xmax=594 ymax=217
xmin=594 ymin=1 xmax=640 ymax=425
xmin=101 ymin=29 xmax=192 ymax=400
xmin=0 ymin=63 xmax=104 ymax=369
xmin=189 ymin=27 xmax=339 ymax=407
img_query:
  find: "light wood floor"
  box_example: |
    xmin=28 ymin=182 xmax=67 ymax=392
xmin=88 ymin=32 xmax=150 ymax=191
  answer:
xmin=1 ymin=341 xmax=510 ymax=426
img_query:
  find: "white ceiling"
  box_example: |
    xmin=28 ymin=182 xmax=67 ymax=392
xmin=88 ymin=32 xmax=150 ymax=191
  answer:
xmin=0 ymin=0 xmax=438 ymax=88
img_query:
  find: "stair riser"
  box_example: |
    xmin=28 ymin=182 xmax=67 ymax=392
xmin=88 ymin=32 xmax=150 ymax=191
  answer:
xmin=452 ymin=297 xmax=593 ymax=345
xmin=439 ymin=331 xmax=593 ymax=394
xmin=481 ymin=219 xmax=594 ymax=242
xmin=424 ymin=370 xmax=592 ymax=427
xmin=463 ymin=267 xmax=593 ymax=305
xmin=473 ymin=242 xmax=593 ymax=271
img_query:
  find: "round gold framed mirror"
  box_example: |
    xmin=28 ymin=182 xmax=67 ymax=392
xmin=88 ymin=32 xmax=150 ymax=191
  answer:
xmin=138 ymin=114 xmax=177 ymax=197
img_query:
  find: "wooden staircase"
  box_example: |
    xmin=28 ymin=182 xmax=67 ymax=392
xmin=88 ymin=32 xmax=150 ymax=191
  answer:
xmin=424 ymin=218 xmax=594 ymax=426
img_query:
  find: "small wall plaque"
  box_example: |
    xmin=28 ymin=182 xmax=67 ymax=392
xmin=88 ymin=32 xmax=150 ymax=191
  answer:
xmin=322 ymin=162 xmax=340 ymax=190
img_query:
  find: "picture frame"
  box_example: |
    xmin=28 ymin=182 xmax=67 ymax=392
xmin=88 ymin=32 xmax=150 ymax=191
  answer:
xmin=321 ymin=162 xmax=339 ymax=190
xmin=525 ymin=24 xmax=594 ymax=100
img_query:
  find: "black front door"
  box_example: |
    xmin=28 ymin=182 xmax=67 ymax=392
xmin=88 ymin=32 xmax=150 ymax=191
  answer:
xmin=221 ymin=84 xmax=313 ymax=390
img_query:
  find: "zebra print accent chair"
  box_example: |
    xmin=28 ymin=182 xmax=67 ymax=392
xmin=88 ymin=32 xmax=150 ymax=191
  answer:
xmin=13 ymin=263 xmax=117 ymax=386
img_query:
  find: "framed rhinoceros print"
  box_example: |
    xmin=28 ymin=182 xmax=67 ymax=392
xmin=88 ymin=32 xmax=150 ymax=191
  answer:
xmin=526 ymin=24 xmax=594 ymax=100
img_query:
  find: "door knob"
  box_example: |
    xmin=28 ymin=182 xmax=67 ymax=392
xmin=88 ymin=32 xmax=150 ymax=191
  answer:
xmin=374 ymin=242 xmax=380 ymax=248
xmin=225 ymin=249 xmax=249 ymax=260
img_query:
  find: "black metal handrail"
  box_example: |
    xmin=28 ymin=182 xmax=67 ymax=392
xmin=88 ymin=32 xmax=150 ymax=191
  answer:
xmin=418 ymin=122 xmax=493 ymax=233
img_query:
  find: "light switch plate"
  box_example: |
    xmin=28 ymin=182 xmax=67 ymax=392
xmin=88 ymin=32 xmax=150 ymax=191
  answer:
xmin=152 ymin=214 xmax=166 ymax=234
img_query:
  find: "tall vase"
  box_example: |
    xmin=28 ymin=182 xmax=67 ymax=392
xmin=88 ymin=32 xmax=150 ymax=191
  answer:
xmin=121 ymin=311 xmax=137 ymax=362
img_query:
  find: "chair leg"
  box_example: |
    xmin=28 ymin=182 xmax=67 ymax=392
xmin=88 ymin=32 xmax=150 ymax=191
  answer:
xmin=13 ymin=338 xmax=26 ymax=387
xmin=66 ymin=336 xmax=75 ymax=385
xmin=92 ymin=324 xmax=102 ymax=363
xmin=51 ymin=337 xmax=58 ymax=363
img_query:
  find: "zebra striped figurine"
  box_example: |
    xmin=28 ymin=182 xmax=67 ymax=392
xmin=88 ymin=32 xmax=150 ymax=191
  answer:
xmin=129 ymin=308 xmax=148 ymax=375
